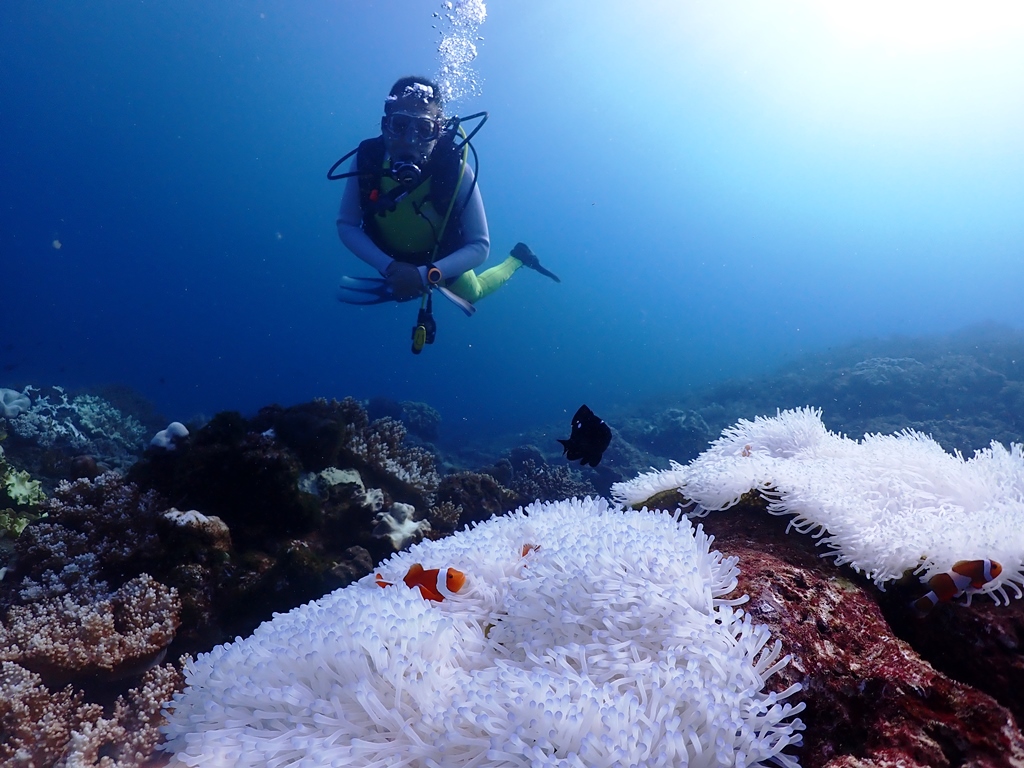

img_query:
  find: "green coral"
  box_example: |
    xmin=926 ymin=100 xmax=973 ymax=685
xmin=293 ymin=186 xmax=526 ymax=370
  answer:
xmin=3 ymin=468 xmax=45 ymax=506
xmin=0 ymin=446 xmax=46 ymax=535
xmin=0 ymin=508 xmax=32 ymax=537
xmin=71 ymin=394 xmax=147 ymax=451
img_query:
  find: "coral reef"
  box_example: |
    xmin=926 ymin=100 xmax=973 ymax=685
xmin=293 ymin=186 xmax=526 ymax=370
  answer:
xmin=609 ymin=323 xmax=1024 ymax=467
xmin=4 ymin=386 xmax=147 ymax=473
xmin=366 ymin=397 xmax=442 ymax=442
xmin=504 ymin=458 xmax=596 ymax=505
xmin=12 ymin=368 xmax=1024 ymax=766
xmin=399 ymin=399 xmax=442 ymax=441
xmin=101 ymin=397 xmax=465 ymax=652
xmin=252 ymin=397 xmax=439 ymax=503
xmin=434 ymin=470 xmax=516 ymax=526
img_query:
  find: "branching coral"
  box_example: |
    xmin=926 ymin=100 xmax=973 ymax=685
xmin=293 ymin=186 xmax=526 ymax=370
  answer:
xmin=11 ymin=473 xmax=164 ymax=599
xmin=0 ymin=660 xmax=82 ymax=766
xmin=0 ymin=467 xmax=186 ymax=767
xmin=0 ymin=574 xmax=180 ymax=679
xmin=60 ymin=664 xmax=184 ymax=768
xmin=399 ymin=399 xmax=441 ymax=441
xmin=435 ymin=470 xmax=515 ymax=526
xmin=0 ymin=660 xmax=183 ymax=768
xmin=338 ymin=399 xmax=439 ymax=499
xmin=503 ymin=458 xmax=597 ymax=505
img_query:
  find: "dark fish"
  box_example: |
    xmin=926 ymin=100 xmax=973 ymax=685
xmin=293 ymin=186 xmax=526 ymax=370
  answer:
xmin=558 ymin=404 xmax=612 ymax=467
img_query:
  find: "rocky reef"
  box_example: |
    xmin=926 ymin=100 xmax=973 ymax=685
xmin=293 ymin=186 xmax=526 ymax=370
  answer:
xmin=695 ymin=497 xmax=1024 ymax=768
xmin=611 ymin=323 xmax=1024 ymax=467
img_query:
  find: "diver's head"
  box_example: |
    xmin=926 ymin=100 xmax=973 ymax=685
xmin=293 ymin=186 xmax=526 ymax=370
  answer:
xmin=382 ymin=76 xmax=445 ymax=186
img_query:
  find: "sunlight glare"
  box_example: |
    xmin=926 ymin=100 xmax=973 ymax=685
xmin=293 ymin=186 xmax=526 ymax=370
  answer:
xmin=809 ymin=0 xmax=1024 ymax=53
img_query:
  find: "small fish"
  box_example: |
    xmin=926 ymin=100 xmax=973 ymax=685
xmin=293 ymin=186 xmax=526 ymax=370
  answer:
xmin=558 ymin=404 xmax=612 ymax=467
xmin=911 ymin=559 xmax=1002 ymax=617
xmin=376 ymin=563 xmax=466 ymax=602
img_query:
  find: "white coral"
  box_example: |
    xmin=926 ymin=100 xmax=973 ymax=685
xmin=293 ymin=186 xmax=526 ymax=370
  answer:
xmin=0 ymin=388 xmax=30 ymax=418
xmin=161 ymin=497 xmax=804 ymax=767
xmin=372 ymin=502 xmax=429 ymax=549
xmin=612 ymin=407 xmax=1024 ymax=602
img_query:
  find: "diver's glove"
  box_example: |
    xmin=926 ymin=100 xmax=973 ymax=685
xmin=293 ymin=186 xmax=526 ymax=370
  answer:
xmin=384 ymin=260 xmax=425 ymax=302
xmin=511 ymin=242 xmax=561 ymax=283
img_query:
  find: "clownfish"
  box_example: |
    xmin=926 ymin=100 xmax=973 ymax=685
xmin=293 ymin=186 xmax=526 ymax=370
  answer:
xmin=911 ymin=559 xmax=1003 ymax=617
xmin=375 ymin=563 xmax=466 ymax=602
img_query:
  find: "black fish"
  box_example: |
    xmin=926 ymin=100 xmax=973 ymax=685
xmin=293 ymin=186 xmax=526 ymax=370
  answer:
xmin=558 ymin=405 xmax=612 ymax=467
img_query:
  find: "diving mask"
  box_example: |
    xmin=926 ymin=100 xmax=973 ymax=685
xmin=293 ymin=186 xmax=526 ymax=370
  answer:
xmin=382 ymin=112 xmax=441 ymax=143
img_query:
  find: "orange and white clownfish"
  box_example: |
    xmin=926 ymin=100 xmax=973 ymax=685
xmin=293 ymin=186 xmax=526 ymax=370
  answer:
xmin=911 ymin=559 xmax=1003 ymax=617
xmin=375 ymin=563 xmax=466 ymax=602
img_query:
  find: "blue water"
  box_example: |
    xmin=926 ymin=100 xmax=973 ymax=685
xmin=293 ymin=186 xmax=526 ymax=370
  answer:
xmin=3 ymin=2 xmax=1023 ymax=443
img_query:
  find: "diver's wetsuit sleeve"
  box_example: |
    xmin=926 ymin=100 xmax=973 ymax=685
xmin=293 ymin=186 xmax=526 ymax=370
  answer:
xmin=432 ymin=164 xmax=489 ymax=280
xmin=336 ymin=158 xmax=393 ymax=275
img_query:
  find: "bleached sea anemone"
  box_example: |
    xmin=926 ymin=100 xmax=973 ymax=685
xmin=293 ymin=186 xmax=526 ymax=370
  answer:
xmin=161 ymin=497 xmax=804 ymax=767
xmin=613 ymin=407 xmax=1024 ymax=602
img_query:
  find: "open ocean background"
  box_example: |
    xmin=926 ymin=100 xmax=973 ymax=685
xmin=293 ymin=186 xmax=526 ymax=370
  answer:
xmin=3 ymin=1 xmax=1023 ymax=444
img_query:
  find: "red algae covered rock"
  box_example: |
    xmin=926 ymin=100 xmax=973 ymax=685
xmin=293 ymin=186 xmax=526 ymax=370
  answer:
xmin=882 ymin=584 xmax=1024 ymax=736
xmin=702 ymin=498 xmax=1024 ymax=768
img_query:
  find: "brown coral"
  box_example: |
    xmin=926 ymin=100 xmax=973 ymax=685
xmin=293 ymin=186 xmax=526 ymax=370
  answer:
xmin=435 ymin=471 xmax=515 ymax=526
xmin=58 ymin=664 xmax=183 ymax=768
xmin=0 ymin=574 xmax=180 ymax=681
xmin=0 ymin=661 xmax=82 ymax=767
xmin=0 ymin=660 xmax=183 ymax=768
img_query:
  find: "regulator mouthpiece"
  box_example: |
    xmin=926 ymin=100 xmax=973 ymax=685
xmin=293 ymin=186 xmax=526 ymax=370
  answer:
xmin=390 ymin=159 xmax=423 ymax=187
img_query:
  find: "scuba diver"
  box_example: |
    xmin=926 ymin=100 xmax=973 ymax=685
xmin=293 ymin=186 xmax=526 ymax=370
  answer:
xmin=330 ymin=76 xmax=559 ymax=353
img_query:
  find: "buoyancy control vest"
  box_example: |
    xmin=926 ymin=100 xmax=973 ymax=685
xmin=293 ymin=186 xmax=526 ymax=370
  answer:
xmin=354 ymin=135 xmax=466 ymax=267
